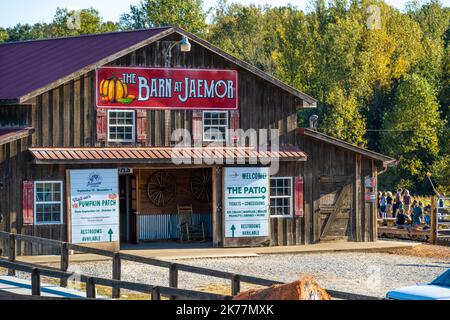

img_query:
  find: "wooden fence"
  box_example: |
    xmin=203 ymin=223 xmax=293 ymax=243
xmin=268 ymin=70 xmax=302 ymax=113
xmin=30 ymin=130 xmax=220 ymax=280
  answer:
xmin=0 ymin=231 xmax=380 ymax=300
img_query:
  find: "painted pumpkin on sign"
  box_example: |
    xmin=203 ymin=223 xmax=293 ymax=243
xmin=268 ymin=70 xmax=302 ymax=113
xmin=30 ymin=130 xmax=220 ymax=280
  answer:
xmin=99 ymin=77 xmax=128 ymax=103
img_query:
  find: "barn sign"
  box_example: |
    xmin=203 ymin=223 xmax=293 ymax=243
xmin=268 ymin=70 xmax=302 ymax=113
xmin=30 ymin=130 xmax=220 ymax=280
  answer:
xmin=96 ymin=67 xmax=238 ymax=110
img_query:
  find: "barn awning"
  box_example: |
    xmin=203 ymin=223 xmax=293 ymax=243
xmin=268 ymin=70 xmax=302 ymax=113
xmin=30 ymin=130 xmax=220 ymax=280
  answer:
xmin=29 ymin=146 xmax=307 ymax=164
xmin=0 ymin=127 xmax=34 ymax=146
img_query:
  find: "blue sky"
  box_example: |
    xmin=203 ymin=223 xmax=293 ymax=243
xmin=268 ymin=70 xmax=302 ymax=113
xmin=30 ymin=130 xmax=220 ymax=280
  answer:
xmin=0 ymin=0 xmax=448 ymax=28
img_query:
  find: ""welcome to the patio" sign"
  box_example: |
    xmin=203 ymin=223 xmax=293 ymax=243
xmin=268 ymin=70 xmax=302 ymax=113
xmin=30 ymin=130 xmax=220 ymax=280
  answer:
xmin=223 ymin=167 xmax=270 ymax=238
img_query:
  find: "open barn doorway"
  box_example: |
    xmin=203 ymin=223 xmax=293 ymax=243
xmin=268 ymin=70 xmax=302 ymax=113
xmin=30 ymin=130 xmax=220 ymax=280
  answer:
xmin=121 ymin=167 xmax=213 ymax=248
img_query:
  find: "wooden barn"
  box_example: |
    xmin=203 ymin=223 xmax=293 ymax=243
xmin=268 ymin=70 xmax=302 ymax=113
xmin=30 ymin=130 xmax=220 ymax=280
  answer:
xmin=0 ymin=27 xmax=394 ymax=255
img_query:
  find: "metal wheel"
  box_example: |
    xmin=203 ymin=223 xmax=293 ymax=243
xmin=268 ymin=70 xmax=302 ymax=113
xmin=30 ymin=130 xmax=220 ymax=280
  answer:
xmin=190 ymin=169 xmax=212 ymax=203
xmin=146 ymin=171 xmax=176 ymax=207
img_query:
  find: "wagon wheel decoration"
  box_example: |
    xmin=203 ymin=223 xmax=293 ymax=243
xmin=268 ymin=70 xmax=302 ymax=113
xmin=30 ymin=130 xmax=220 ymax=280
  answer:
xmin=190 ymin=169 xmax=212 ymax=203
xmin=146 ymin=171 xmax=176 ymax=207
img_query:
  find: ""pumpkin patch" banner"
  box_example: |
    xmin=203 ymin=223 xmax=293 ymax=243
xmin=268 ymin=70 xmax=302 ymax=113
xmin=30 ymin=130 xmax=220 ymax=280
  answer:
xmin=96 ymin=67 xmax=238 ymax=110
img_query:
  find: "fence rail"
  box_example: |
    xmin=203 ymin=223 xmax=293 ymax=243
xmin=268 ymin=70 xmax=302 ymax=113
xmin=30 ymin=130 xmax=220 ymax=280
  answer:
xmin=0 ymin=258 xmax=230 ymax=300
xmin=0 ymin=231 xmax=380 ymax=300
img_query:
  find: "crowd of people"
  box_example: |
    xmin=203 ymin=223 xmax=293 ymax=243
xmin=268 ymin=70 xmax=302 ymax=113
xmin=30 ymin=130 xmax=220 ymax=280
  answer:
xmin=378 ymin=189 xmax=432 ymax=229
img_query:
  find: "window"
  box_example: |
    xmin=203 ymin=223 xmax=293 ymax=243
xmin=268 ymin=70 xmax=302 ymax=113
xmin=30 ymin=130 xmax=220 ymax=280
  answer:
xmin=270 ymin=177 xmax=293 ymax=217
xmin=202 ymin=111 xmax=228 ymax=142
xmin=108 ymin=110 xmax=135 ymax=142
xmin=34 ymin=181 xmax=63 ymax=225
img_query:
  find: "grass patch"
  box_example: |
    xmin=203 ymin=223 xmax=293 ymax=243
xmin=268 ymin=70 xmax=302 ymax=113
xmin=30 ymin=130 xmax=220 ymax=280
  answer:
xmin=195 ymin=282 xmax=266 ymax=297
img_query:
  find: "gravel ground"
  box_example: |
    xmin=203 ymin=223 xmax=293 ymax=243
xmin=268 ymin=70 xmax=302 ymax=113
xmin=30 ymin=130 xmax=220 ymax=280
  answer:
xmin=29 ymin=251 xmax=450 ymax=298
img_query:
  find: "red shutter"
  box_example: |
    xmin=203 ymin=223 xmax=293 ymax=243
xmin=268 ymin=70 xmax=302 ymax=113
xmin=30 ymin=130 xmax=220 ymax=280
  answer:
xmin=229 ymin=110 xmax=240 ymax=143
xmin=136 ymin=109 xmax=147 ymax=143
xmin=192 ymin=111 xmax=203 ymax=144
xmin=96 ymin=108 xmax=107 ymax=142
xmin=22 ymin=181 xmax=34 ymax=225
xmin=294 ymin=176 xmax=304 ymax=217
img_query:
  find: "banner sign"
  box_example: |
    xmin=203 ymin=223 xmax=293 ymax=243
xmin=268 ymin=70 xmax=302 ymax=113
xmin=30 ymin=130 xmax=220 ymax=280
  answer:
xmin=224 ymin=167 xmax=270 ymax=238
xmin=96 ymin=67 xmax=238 ymax=110
xmin=69 ymin=169 xmax=119 ymax=244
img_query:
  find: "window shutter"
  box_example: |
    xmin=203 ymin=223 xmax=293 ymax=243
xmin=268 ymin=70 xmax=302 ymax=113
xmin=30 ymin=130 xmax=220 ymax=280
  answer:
xmin=229 ymin=110 xmax=240 ymax=143
xmin=294 ymin=176 xmax=304 ymax=217
xmin=22 ymin=181 xmax=34 ymax=225
xmin=96 ymin=108 xmax=107 ymax=142
xmin=192 ymin=111 xmax=203 ymax=144
xmin=136 ymin=109 xmax=147 ymax=143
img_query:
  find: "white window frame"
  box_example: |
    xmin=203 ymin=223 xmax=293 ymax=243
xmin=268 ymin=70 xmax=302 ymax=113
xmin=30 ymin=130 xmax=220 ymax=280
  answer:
xmin=107 ymin=110 xmax=135 ymax=143
xmin=202 ymin=110 xmax=229 ymax=142
xmin=269 ymin=177 xmax=293 ymax=218
xmin=34 ymin=181 xmax=63 ymax=225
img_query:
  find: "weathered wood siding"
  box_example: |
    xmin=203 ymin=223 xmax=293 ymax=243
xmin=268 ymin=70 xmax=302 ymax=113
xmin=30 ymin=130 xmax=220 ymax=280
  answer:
xmin=26 ymin=35 xmax=300 ymax=149
xmin=298 ymin=135 xmax=380 ymax=244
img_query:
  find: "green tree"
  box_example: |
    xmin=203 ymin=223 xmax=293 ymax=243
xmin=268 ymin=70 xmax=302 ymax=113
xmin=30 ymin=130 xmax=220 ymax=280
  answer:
xmin=120 ymin=0 xmax=207 ymax=35
xmin=5 ymin=8 xmax=119 ymax=42
xmin=0 ymin=28 xmax=8 ymax=42
xmin=380 ymin=74 xmax=444 ymax=191
xmin=50 ymin=7 xmax=119 ymax=37
xmin=207 ymin=1 xmax=281 ymax=73
xmin=321 ymin=87 xmax=367 ymax=146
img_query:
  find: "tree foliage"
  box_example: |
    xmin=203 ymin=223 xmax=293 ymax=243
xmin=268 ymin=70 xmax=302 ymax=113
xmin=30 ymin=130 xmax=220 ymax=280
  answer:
xmin=380 ymin=74 xmax=445 ymax=190
xmin=4 ymin=7 xmax=119 ymax=42
xmin=120 ymin=0 xmax=207 ymax=35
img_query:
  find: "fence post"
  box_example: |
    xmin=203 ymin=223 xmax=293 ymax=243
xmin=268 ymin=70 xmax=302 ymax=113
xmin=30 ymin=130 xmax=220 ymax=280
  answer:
xmin=8 ymin=234 xmax=16 ymax=276
xmin=431 ymin=196 xmax=437 ymax=244
xmin=60 ymin=242 xmax=69 ymax=287
xmin=31 ymin=268 xmax=41 ymax=296
xmin=86 ymin=277 xmax=96 ymax=299
xmin=231 ymin=274 xmax=241 ymax=296
xmin=112 ymin=253 xmax=121 ymax=299
xmin=151 ymin=286 xmax=161 ymax=300
xmin=169 ymin=263 xmax=178 ymax=300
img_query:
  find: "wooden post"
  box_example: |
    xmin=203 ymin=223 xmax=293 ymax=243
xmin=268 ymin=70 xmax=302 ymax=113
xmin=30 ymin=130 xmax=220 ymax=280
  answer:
xmin=112 ymin=253 xmax=121 ymax=299
xmin=431 ymin=196 xmax=437 ymax=245
xmin=86 ymin=277 xmax=96 ymax=299
xmin=169 ymin=263 xmax=178 ymax=300
xmin=151 ymin=286 xmax=161 ymax=300
xmin=31 ymin=268 xmax=41 ymax=296
xmin=231 ymin=274 xmax=241 ymax=296
xmin=8 ymin=233 xmax=16 ymax=276
xmin=60 ymin=242 xmax=69 ymax=287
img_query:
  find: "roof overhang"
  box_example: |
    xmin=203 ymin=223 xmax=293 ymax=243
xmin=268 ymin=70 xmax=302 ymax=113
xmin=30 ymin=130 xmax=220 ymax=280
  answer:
xmin=298 ymin=128 xmax=396 ymax=166
xmin=29 ymin=146 xmax=307 ymax=165
xmin=0 ymin=127 xmax=34 ymax=146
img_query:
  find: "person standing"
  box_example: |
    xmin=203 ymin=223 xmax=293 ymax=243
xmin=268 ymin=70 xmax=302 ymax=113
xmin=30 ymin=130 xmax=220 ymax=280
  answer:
xmin=412 ymin=201 xmax=423 ymax=227
xmin=377 ymin=191 xmax=382 ymax=217
xmin=380 ymin=192 xmax=387 ymax=218
xmin=393 ymin=189 xmax=403 ymax=216
xmin=403 ymin=189 xmax=412 ymax=215
xmin=386 ymin=191 xmax=393 ymax=217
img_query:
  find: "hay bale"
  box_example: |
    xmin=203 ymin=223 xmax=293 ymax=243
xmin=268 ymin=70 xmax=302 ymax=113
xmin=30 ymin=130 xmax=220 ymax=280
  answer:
xmin=233 ymin=276 xmax=331 ymax=300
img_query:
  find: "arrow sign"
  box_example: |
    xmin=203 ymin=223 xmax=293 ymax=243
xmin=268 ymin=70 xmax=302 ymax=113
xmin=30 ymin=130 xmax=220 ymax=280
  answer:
xmin=231 ymin=224 xmax=236 ymax=238
xmin=108 ymin=228 xmax=113 ymax=242
xmin=228 ymin=195 xmax=266 ymax=200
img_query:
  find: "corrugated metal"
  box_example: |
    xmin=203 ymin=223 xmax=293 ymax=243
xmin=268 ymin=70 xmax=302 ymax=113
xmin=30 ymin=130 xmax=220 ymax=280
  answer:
xmin=29 ymin=146 xmax=307 ymax=162
xmin=0 ymin=27 xmax=170 ymax=101
xmin=139 ymin=213 xmax=212 ymax=241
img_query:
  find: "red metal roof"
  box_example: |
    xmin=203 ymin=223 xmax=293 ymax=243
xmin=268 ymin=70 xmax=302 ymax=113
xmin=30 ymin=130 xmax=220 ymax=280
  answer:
xmin=29 ymin=146 xmax=307 ymax=163
xmin=0 ymin=28 xmax=170 ymax=102
xmin=0 ymin=127 xmax=34 ymax=145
